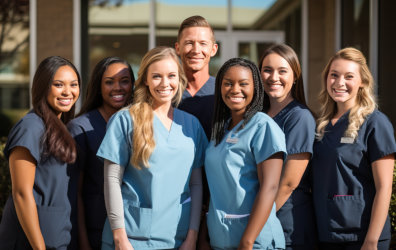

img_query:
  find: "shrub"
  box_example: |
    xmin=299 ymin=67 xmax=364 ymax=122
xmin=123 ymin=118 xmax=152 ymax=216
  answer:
xmin=0 ymin=137 xmax=11 ymax=218
xmin=390 ymin=162 xmax=396 ymax=247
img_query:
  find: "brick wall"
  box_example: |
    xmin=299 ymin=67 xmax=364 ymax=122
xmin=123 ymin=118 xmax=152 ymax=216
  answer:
xmin=36 ymin=0 xmax=74 ymax=64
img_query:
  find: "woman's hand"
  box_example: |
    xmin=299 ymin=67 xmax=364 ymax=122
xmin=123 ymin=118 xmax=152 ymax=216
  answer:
xmin=360 ymin=239 xmax=377 ymax=250
xmin=113 ymin=228 xmax=134 ymax=250
xmin=180 ymin=229 xmax=198 ymax=250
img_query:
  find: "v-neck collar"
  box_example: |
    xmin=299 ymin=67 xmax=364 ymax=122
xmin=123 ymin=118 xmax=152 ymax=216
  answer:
xmin=329 ymin=110 xmax=350 ymax=128
xmin=273 ymin=100 xmax=297 ymax=121
xmin=154 ymin=109 xmax=176 ymax=140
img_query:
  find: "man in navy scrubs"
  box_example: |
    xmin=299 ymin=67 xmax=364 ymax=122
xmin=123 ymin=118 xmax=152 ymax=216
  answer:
xmin=175 ymin=15 xmax=218 ymax=248
xmin=175 ymin=15 xmax=218 ymax=139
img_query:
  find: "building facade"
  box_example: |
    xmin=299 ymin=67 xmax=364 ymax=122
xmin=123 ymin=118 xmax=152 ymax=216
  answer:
xmin=1 ymin=0 xmax=395 ymax=130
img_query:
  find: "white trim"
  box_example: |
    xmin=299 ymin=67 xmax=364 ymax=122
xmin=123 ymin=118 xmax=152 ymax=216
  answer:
xmin=73 ymin=0 xmax=81 ymax=71
xmin=73 ymin=0 xmax=82 ymax=111
xmin=29 ymin=0 xmax=37 ymax=108
xmin=301 ymin=0 xmax=308 ymax=103
xmin=227 ymin=0 xmax=232 ymax=32
xmin=369 ymin=0 xmax=378 ymax=95
xmin=215 ymin=31 xmax=285 ymax=63
xmin=149 ymin=0 xmax=156 ymax=49
xmin=335 ymin=0 xmax=341 ymax=52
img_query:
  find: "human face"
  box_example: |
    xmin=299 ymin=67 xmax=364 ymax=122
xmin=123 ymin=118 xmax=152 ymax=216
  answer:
xmin=326 ymin=58 xmax=362 ymax=111
xmin=101 ymin=63 xmax=133 ymax=112
xmin=47 ymin=65 xmax=80 ymax=118
xmin=146 ymin=58 xmax=179 ymax=109
xmin=175 ymin=27 xmax=218 ymax=73
xmin=221 ymin=66 xmax=254 ymax=119
xmin=47 ymin=66 xmax=79 ymax=118
xmin=261 ymin=53 xmax=294 ymax=103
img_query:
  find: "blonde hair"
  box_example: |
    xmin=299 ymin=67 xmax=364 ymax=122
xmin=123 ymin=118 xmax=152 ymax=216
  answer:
xmin=316 ymin=47 xmax=377 ymax=140
xmin=129 ymin=46 xmax=187 ymax=168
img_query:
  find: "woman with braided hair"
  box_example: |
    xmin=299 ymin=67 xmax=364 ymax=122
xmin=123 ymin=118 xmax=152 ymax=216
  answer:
xmin=205 ymin=58 xmax=286 ymax=249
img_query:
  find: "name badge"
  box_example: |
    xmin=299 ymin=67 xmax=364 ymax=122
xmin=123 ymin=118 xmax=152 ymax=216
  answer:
xmin=340 ymin=137 xmax=354 ymax=144
xmin=226 ymin=133 xmax=239 ymax=144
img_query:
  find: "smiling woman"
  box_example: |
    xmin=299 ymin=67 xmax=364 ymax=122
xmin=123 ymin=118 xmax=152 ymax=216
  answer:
xmin=205 ymin=58 xmax=286 ymax=249
xmin=0 ymin=56 xmax=81 ymax=249
xmin=67 ymin=56 xmax=134 ymax=249
xmin=97 ymin=47 xmax=207 ymax=250
xmin=47 ymin=66 xmax=80 ymax=118
xmin=312 ymin=47 xmax=396 ymax=250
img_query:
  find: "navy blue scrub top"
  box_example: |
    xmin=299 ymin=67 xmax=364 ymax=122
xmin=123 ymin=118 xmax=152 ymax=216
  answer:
xmin=0 ymin=111 xmax=73 ymax=250
xmin=178 ymin=76 xmax=215 ymax=139
xmin=311 ymin=110 xmax=396 ymax=242
xmin=272 ymin=100 xmax=317 ymax=246
xmin=67 ymin=109 xmax=107 ymax=249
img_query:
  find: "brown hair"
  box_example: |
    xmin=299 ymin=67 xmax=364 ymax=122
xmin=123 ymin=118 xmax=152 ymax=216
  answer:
xmin=32 ymin=56 xmax=80 ymax=163
xmin=177 ymin=15 xmax=215 ymax=42
xmin=259 ymin=43 xmax=307 ymax=112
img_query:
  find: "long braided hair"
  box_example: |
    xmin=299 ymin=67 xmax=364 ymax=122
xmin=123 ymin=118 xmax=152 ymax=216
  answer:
xmin=211 ymin=58 xmax=264 ymax=146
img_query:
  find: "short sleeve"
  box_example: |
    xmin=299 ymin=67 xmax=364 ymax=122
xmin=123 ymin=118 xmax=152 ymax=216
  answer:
xmin=284 ymin=109 xmax=316 ymax=155
xmin=97 ymin=110 xmax=133 ymax=167
xmin=4 ymin=113 xmax=44 ymax=162
xmin=366 ymin=111 xmax=396 ymax=163
xmin=192 ymin=120 xmax=209 ymax=169
xmin=252 ymin=117 xmax=287 ymax=164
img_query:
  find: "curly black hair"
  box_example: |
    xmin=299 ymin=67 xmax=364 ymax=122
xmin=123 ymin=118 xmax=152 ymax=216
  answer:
xmin=211 ymin=57 xmax=264 ymax=145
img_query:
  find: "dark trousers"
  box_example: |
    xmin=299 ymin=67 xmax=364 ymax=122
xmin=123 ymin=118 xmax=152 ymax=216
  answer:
xmin=319 ymin=239 xmax=390 ymax=250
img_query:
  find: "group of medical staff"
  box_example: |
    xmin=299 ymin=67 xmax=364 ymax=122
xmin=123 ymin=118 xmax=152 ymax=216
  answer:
xmin=0 ymin=15 xmax=395 ymax=250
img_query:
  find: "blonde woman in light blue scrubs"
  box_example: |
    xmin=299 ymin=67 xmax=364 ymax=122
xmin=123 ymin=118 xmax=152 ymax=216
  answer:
xmin=97 ymin=47 xmax=207 ymax=250
xmin=205 ymin=58 xmax=286 ymax=250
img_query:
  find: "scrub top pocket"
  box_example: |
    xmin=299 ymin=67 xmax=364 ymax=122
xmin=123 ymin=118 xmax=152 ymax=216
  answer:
xmin=124 ymin=202 xmax=153 ymax=240
xmin=222 ymin=215 xmax=250 ymax=248
xmin=326 ymin=195 xmax=365 ymax=232
xmin=37 ymin=205 xmax=71 ymax=249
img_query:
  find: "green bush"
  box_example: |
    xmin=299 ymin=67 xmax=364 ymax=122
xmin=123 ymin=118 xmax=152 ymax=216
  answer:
xmin=0 ymin=137 xmax=11 ymax=218
xmin=390 ymin=162 xmax=396 ymax=247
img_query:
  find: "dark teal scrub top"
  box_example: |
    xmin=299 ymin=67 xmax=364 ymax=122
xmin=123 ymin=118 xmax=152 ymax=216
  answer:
xmin=0 ymin=111 xmax=73 ymax=250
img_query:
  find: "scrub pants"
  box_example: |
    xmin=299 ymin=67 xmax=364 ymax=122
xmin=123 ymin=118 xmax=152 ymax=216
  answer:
xmin=319 ymin=239 xmax=390 ymax=250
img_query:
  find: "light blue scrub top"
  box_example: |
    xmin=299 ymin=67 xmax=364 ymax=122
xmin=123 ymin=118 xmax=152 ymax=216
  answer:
xmin=205 ymin=112 xmax=287 ymax=250
xmin=97 ymin=108 xmax=207 ymax=249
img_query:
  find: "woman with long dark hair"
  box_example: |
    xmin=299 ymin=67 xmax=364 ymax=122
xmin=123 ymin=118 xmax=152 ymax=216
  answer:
xmin=67 ymin=57 xmax=134 ymax=249
xmin=259 ymin=44 xmax=317 ymax=249
xmin=0 ymin=56 xmax=80 ymax=249
xmin=205 ymin=58 xmax=286 ymax=249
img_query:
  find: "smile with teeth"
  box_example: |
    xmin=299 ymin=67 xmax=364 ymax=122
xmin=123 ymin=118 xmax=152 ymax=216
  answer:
xmin=156 ymin=89 xmax=173 ymax=96
xmin=333 ymin=89 xmax=348 ymax=93
xmin=228 ymin=96 xmax=245 ymax=103
xmin=57 ymin=98 xmax=72 ymax=106
xmin=111 ymin=94 xmax=125 ymax=101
